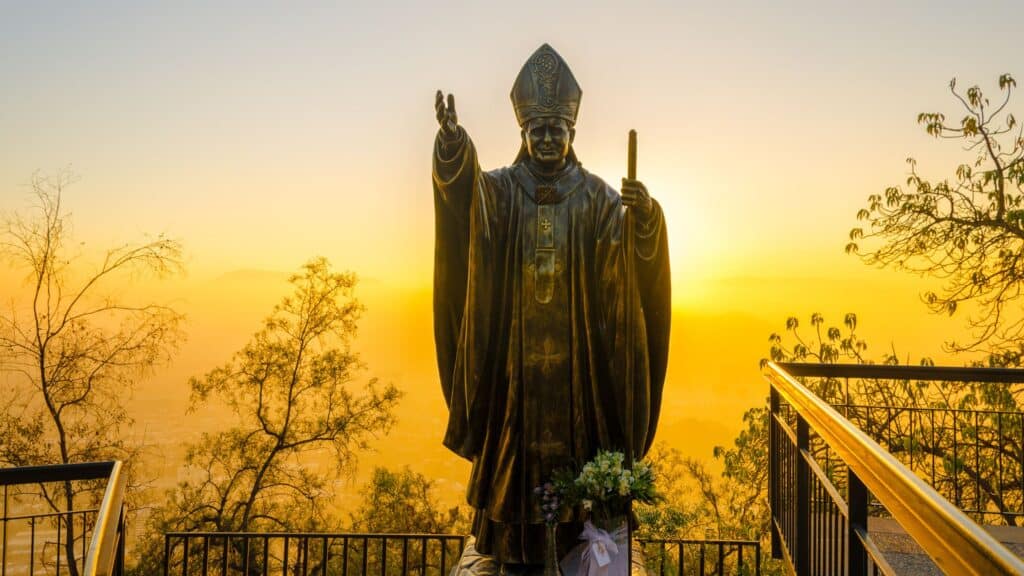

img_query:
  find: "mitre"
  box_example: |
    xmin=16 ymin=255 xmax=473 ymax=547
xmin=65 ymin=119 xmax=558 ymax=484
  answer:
xmin=510 ymin=43 xmax=582 ymax=126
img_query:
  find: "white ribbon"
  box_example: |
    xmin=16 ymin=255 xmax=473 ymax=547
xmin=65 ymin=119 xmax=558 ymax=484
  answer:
xmin=577 ymin=520 xmax=628 ymax=576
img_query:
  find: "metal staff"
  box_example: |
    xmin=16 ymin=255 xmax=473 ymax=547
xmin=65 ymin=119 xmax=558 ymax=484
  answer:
xmin=625 ymin=129 xmax=637 ymax=576
xmin=624 ymin=128 xmax=637 ymax=466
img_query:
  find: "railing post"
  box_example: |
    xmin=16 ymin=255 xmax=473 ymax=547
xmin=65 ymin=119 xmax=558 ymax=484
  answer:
xmin=769 ymin=388 xmax=781 ymax=559
xmin=116 ymin=508 xmax=126 ymax=576
xmin=848 ymin=471 xmax=868 ymax=576
xmin=796 ymin=414 xmax=810 ymax=576
xmin=2 ymin=485 xmax=7 ymax=576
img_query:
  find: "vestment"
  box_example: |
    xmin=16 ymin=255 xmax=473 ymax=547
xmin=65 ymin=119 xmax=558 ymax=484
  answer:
xmin=432 ymin=124 xmax=670 ymax=563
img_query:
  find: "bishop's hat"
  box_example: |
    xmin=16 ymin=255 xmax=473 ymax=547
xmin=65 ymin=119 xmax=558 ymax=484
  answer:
xmin=510 ymin=44 xmax=582 ymax=127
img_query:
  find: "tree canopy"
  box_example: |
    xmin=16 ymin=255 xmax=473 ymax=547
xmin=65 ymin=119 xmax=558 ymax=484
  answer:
xmin=133 ymin=258 xmax=401 ymax=575
xmin=849 ymin=74 xmax=1024 ymax=351
xmin=0 ymin=173 xmax=183 ymax=576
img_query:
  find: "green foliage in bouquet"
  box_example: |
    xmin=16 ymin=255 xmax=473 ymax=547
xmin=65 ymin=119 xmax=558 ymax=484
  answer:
xmin=552 ymin=450 xmax=660 ymax=525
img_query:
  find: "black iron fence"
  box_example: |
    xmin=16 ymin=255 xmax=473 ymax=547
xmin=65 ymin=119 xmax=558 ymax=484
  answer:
xmin=162 ymin=532 xmax=466 ymax=576
xmin=766 ymin=362 xmax=1024 ymax=575
xmin=637 ymin=538 xmax=761 ymax=576
xmin=779 ymin=362 xmax=1024 ymax=525
xmin=0 ymin=461 xmax=126 ymax=576
xmin=164 ymin=532 xmax=762 ymax=576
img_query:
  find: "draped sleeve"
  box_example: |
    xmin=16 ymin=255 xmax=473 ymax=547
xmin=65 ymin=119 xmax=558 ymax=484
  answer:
xmin=433 ymin=127 xmax=508 ymax=460
xmin=432 ymin=127 xmax=477 ymax=410
xmin=593 ymin=188 xmax=671 ymax=460
xmin=633 ymin=200 xmax=671 ymax=456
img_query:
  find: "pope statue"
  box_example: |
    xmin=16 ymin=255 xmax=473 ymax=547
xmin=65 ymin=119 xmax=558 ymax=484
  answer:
xmin=433 ymin=44 xmax=671 ymax=575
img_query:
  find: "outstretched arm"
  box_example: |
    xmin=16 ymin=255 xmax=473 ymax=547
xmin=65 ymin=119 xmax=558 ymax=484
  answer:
xmin=433 ymin=90 xmax=482 ymax=414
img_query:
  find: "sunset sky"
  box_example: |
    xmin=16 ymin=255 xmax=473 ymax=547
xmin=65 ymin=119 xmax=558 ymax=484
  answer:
xmin=2 ymin=0 xmax=1022 ymax=507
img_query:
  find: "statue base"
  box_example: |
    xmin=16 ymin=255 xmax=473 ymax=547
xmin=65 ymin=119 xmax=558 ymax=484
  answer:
xmin=449 ymin=535 xmax=650 ymax=576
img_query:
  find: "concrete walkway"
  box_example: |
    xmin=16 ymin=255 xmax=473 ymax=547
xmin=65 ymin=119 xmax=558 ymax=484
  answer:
xmin=869 ymin=517 xmax=1024 ymax=575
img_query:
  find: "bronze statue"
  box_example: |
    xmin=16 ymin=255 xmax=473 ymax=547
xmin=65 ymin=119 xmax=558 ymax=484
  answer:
xmin=433 ymin=44 xmax=671 ymax=575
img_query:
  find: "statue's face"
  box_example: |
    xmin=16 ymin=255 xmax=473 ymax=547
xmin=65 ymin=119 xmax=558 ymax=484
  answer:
xmin=523 ymin=117 xmax=575 ymax=168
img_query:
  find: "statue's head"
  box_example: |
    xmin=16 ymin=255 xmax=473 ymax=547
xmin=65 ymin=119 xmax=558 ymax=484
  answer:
xmin=511 ymin=44 xmax=581 ymax=169
xmin=523 ymin=116 xmax=575 ymax=169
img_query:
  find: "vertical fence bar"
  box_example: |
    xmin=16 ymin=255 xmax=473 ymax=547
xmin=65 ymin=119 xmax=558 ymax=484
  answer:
xmin=909 ymin=409 xmax=916 ymax=472
xmin=322 ymin=536 xmax=329 ymax=575
xmin=182 ymin=536 xmax=189 ymax=576
xmin=997 ymin=412 xmax=1004 ymax=515
xmin=282 ymin=536 xmax=289 ymax=576
xmin=821 ymin=479 xmax=827 ymax=574
xmin=769 ymin=387 xmax=781 ymax=559
xmin=658 ymin=541 xmax=665 ymax=576
xmin=29 ymin=519 xmax=36 ymax=576
xmin=117 ymin=510 xmax=126 ymax=576
xmin=930 ymin=408 xmax=937 ymax=486
xmin=975 ymin=410 xmax=982 ymax=515
xmin=440 ymin=538 xmax=447 ymax=575
xmin=261 ymin=536 xmax=268 ymax=576
xmin=244 ymin=536 xmax=253 ymax=576
xmin=953 ymin=412 xmax=960 ymax=506
xmin=163 ymin=536 xmax=171 ymax=576
xmin=796 ymin=414 xmax=810 ymax=576
xmin=360 ymin=537 xmax=367 ymax=575
xmin=57 ymin=513 xmax=62 ymax=576
xmin=202 ymin=535 xmax=210 ymax=576
xmin=847 ymin=470 xmax=867 ymax=576
xmin=0 ymin=485 xmax=6 ymax=576
xmin=402 ymin=537 xmax=409 ymax=575
xmin=221 ymin=536 xmax=228 ymax=576
xmin=82 ymin=512 xmax=88 ymax=571
xmin=342 ymin=537 xmax=349 ymax=576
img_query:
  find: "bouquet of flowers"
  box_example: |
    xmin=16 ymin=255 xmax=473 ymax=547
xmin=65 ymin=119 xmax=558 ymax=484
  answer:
xmin=554 ymin=449 xmax=659 ymax=527
xmin=539 ymin=450 xmax=660 ymax=575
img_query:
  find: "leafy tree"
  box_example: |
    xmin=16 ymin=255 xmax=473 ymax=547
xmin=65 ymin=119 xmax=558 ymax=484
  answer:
xmin=342 ymin=466 xmax=470 ymax=576
xmin=0 ymin=172 xmax=184 ymax=576
xmin=848 ymin=74 xmax=1024 ymax=352
xmin=350 ymin=466 xmax=469 ymax=534
xmin=637 ymin=429 xmax=779 ymax=575
xmin=633 ymin=446 xmax=705 ymax=540
xmin=134 ymin=258 xmax=401 ymax=575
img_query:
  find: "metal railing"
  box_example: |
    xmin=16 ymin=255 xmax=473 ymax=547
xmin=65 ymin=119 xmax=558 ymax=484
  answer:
xmin=636 ymin=537 xmax=761 ymax=576
xmin=781 ymin=362 xmax=1024 ymax=525
xmin=0 ymin=461 xmax=126 ymax=576
xmin=766 ymin=362 xmax=1024 ymax=575
xmin=163 ymin=532 xmax=762 ymax=576
xmin=162 ymin=532 xmax=466 ymax=576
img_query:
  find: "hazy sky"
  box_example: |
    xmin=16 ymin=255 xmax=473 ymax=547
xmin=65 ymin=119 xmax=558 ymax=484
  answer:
xmin=3 ymin=1 xmax=1021 ymax=290
xmin=2 ymin=0 xmax=1022 ymax=504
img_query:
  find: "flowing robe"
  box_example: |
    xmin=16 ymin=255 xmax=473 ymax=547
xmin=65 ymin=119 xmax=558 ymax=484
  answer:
xmin=433 ymin=127 xmax=670 ymax=564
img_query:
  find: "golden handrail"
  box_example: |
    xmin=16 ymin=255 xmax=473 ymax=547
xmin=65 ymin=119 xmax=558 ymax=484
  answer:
xmin=765 ymin=361 xmax=1024 ymax=575
xmin=82 ymin=461 xmax=125 ymax=576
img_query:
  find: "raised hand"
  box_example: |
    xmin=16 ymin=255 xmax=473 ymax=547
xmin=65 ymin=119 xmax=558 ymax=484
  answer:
xmin=621 ymin=178 xmax=653 ymax=220
xmin=435 ymin=90 xmax=459 ymax=137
